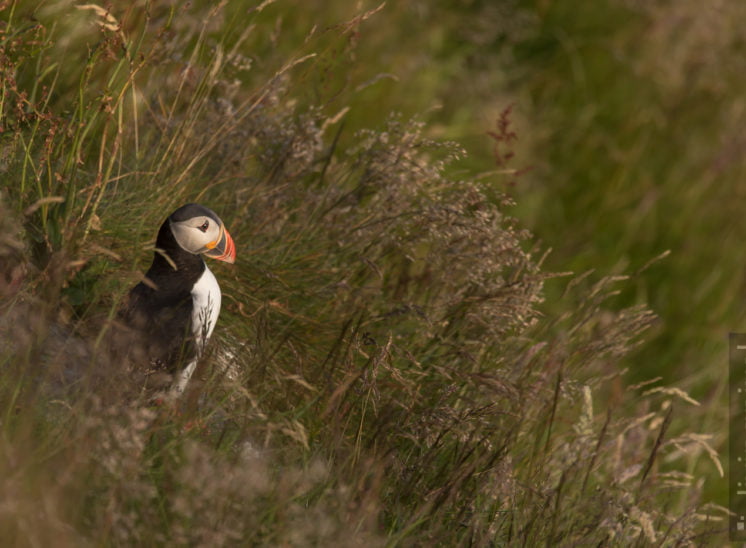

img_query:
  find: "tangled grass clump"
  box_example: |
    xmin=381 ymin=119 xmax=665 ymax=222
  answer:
xmin=0 ymin=1 xmax=727 ymax=544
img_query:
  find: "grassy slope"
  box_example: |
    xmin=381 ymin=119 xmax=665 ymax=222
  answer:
xmin=290 ymin=0 xmax=738 ymax=510
xmin=0 ymin=0 xmax=730 ymax=544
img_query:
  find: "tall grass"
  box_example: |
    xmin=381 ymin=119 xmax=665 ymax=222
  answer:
xmin=0 ymin=1 xmax=727 ymax=544
xmin=272 ymin=0 xmax=741 ymax=513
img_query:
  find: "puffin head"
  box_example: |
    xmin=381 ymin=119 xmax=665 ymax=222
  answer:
xmin=168 ymin=203 xmax=236 ymax=264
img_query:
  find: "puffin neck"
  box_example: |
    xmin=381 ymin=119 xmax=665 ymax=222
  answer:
xmin=146 ymin=219 xmax=206 ymax=287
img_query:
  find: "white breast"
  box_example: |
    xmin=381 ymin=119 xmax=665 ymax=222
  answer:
xmin=190 ymin=265 xmax=222 ymax=351
xmin=172 ymin=264 xmax=222 ymax=394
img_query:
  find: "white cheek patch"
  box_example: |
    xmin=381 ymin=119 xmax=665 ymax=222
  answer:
xmin=204 ymin=223 xmax=222 ymax=250
xmin=170 ymin=217 xmax=218 ymax=254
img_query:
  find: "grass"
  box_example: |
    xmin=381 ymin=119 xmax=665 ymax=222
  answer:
xmin=0 ymin=0 xmax=730 ymax=545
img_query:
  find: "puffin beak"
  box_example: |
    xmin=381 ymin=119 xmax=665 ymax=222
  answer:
xmin=204 ymin=225 xmax=236 ymax=264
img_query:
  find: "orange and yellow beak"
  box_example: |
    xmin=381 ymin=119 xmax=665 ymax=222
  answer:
xmin=204 ymin=224 xmax=236 ymax=264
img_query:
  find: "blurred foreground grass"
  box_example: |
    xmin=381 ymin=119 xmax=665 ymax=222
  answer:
xmin=0 ymin=0 xmax=732 ymax=544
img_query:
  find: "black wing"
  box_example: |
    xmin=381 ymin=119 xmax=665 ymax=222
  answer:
xmin=118 ymin=282 xmax=197 ymax=378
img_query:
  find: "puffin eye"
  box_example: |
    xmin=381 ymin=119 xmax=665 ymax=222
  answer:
xmin=198 ymin=220 xmax=209 ymax=232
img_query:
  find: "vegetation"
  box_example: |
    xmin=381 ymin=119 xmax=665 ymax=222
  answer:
xmin=0 ymin=0 xmax=731 ymax=544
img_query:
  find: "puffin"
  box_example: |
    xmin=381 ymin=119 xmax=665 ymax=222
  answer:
xmin=119 ymin=203 xmax=236 ymax=396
